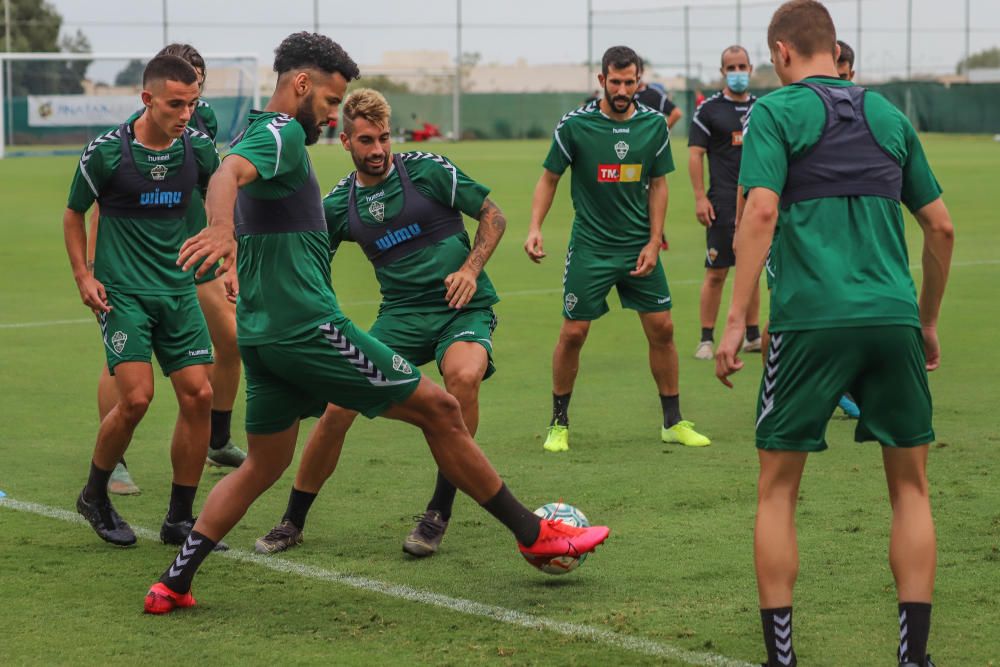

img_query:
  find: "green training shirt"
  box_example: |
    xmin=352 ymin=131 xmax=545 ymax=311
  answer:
xmin=228 ymin=111 xmax=339 ymax=345
xmin=543 ymin=101 xmax=675 ymax=253
xmin=66 ymin=122 xmax=220 ymax=295
xmin=324 ymin=152 xmax=498 ymax=314
xmin=738 ymin=76 xmax=942 ymax=332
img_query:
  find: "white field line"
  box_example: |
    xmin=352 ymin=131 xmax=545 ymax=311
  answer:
xmin=3 ymin=258 xmax=996 ymax=331
xmin=0 ymin=496 xmax=755 ymax=667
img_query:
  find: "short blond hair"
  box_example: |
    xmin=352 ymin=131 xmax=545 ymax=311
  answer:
xmin=342 ymin=88 xmax=392 ymax=135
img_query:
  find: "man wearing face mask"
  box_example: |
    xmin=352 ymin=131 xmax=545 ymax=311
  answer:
xmin=689 ymin=45 xmax=761 ymax=361
xmin=525 ymin=45 xmax=710 ymax=452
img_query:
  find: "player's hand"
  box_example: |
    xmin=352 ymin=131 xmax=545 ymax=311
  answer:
xmin=178 ymin=224 xmax=236 ymax=279
xmin=75 ymin=274 xmax=111 ymax=314
xmin=922 ymin=324 xmax=941 ymax=371
xmin=695 ymin=196 xmax=716 ymax=227
xmin=524 ymin=229 xmax=546 ymax=263
xmin=630 ymin=241 xmax=660 ymax=277
xmin=715 ymin=320 xmax=745 ymax=388
xmin=444 ymin=268 xmax=478 ymax=309
xmin=224 ymin=270 xmax=239 ymax=305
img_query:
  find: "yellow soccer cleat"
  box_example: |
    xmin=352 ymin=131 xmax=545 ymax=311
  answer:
xmin=543 ymin=425 xmax=569 ymax=452
xmin=661 ymin=420 xmax=711 ymax=447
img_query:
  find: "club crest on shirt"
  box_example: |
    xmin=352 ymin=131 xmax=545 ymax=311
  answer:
xmin=150 ymin=164 xmax=168 ymax=181
xmin=392 ymin=354 xmax=412 ymax=375
xmin=614 ymin=140 xmax=630 ymax=160
xmin=111 ymin=330 xmax=127 ymax=354
xmin=369 ymin=200 xmax=385 ymax=222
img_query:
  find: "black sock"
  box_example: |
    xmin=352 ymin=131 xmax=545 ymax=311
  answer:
xmin=760 ymin=607 xmax=796 ymax=667
xmin=551 ymin=392 xmax=571 ymax=427
xmin=209 ymin=410 xmax=232 ymax=450
xmin=746 ymin=324 xmax=761 ymax=341
xmin=701 ymin=327 xmax=714 ymax=342
xmin=426 ymin=471 xmax=457 ymax=521
xmin=282 ymin=487 xmax=318 ymax=531
xmin=660 ymin=394 xmax=681 ymax=428
xmin=119 ymin=457 xmax=127 ymax=469
xmin=167 ymin=483 xmax=197 ymax=523
xmin=159 ymin=529 xmax=216 ymax=594
xmin=83 ymin=461 xmax=113 ymax=502
xmin=899 ymin=602 xmax=932 ymax=664
xmin=481 ymin=483 xmax=540 ymax=546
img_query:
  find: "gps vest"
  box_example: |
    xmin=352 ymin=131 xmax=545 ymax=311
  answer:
xmin=780 ymin=82 xmax=903 ymax=209
xmin=347 ymin=157 xmax=466 ymax=269
xmin=98 ymin=123 xmax=197 ymax=219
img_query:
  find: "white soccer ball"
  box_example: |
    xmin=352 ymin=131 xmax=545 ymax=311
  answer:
xmin=522 ymin=503 xmax=590 ymax=575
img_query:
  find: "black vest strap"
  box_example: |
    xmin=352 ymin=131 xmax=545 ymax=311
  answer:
xmin=98 ymin=123 xmax=198 ymax=220
xmin=347 ymin=155 xmax=466 ymax=269
xmin=780 ymin=82 xmax=903 ymax=209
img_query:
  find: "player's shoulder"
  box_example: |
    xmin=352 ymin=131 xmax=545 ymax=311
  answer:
xmin=324 ymin=174 xmax=353 ymax=203
xmin=555 ymin=100 xmax=600 ymax=130
xmin=80 ymin=125 xmax=124 ymax=166
xmin=184 ymin=125 xmax=215 ymax=148
xmin=397 ymin=150 xmax=458 ymax=177
xmin=247 ymin=112 xmax=303 ymax=141
xmin=633 ymin=102 xmax=670 ymax=131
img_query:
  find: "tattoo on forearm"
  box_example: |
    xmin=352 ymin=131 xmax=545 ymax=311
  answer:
xmin=86 ymin=260 xmax=95 ymax=273
xmin=465 ymin=199 xmax=507 ymax=272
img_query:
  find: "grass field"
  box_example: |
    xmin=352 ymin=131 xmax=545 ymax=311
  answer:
xmin=1 ymin=134 xmax=998 ymax=666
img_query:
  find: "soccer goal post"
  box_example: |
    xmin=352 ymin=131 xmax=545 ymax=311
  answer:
xmin=0 ymin=52 xmax=260 ymax=159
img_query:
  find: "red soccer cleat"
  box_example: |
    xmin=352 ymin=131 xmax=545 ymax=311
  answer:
xmin=144 ymin=582 xmax=196 ymax=615
xmin=518 ymin=519 xmax=610 ymax=559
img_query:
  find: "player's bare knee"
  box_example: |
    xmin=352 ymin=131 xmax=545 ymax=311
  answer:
xmin=118 ymin=390 xmax=152 ymax=424
xmin=444 ymin=366 xmax=482 ymax=398
xmin=178 ymin=381 xmax=213 ymax=414
xmin=647 ymin=319 xmax=674 ymax=346
xmin=705 ymin=269 xmax=728 ymax=289
xmin=559 ymin=321 xmax=590 ymax=348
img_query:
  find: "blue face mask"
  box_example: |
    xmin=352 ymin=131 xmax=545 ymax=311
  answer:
xmin=726 ymin=71 xmax=750 ymax=93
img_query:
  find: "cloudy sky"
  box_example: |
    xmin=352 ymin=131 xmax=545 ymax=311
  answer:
xmin=43 ymin=0 xmax=1000 ymax=82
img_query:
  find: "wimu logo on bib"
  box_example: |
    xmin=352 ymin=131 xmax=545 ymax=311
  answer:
xmin=139 ymin=189 xmax=183 ymax=208
xmin=374 ymin=223 xmax=423 ymax=251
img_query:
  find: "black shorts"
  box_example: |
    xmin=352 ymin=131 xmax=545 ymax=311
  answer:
xmin=705 ymin=217 xmax=736 ymax=269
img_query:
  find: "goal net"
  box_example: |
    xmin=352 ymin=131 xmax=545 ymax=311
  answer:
xmin=0 ymin=52 xmax=259 ymax=158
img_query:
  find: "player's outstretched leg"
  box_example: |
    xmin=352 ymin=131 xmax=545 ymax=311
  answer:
xmin=641 ymin=311 xmax=710 ymax=447
xmin=78 ymin=362 xmax=154 ymax=546
xmin=96 ymin=364 xmax=142 ymax=495
xmin=255 ymin=405 xmax=358 ymax=554
xmin=404 ymin=342 xmax=488 ymax=557
xmin=544 ymin=319 xmax=590 ymax=452
xmin=384 ymin=377 xmax=610 ymax=559
xmin=755 ymin=450 xmax=807 ymax=667
xmin=145 ymin=424 xmax=301 ymax=614
xmin=884 ymin=445 xmax=936 ymax=667
xmin=198 ymin=279 xmax=247 ymax=468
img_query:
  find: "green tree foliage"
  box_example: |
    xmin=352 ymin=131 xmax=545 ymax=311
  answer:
xmin=956 ymin=46 xmax=1000 ymax=74
xmin=1 ymin=0 xmax=91 ymax=94
xmin=114 ymin=59 xmax=145 ymax=87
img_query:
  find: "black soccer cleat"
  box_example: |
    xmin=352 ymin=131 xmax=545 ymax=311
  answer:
xmin=160 ymin=516 xmax=229 ymax=552
xmin=900 ymin=656 xmax=936 ymax=667
xmin=76 ymin=490 xmax=137 ymax=547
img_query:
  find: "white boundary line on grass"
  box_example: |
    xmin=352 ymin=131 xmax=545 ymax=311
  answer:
xmin=0 ymin=496 xmax=755 ymax=667
xmin=3 ymin=258 xmax=996 ymax=331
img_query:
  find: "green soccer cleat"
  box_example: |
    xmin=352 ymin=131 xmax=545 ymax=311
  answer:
xmin=107 ymin=462 xmax=141 ymax=496
xmin=543 ymin=425 xmax=569 ymax=452
xmin=661 ymin=420 xmax=711 ymax=447
xmin=206 ymin=440 xmax=247 ymax=468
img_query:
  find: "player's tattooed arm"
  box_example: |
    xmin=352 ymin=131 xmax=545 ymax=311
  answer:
xmin=465 ymin=198 xmax=507 ymax=274
xmin=445 ymin=198 xmax=506 ymax=309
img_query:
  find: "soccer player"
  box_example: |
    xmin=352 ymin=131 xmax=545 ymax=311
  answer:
xmin=836 ymin=39 xmax=856 ymax=81
xmin=715 ymin=3 xmax=953 ymax=666
xmin=255 ymin=88 xmax=506 ymax=558
xmin=144 ymin=33 xmax=609 ymax=614
xmin=634 ymin=67 xmax=683 ymax=130
xmin=64 ymin=55 xmax=221 ymax=548
xmin=689 ymin=45 xmax=761 ymax=361
xmin=524 ymin=45 xmax=710 ymax=452
xmin=89 ymin=44 xmax=245 ymax=497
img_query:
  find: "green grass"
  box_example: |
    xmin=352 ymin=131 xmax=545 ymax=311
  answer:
xmin=1 ymin=135 xmax=998 ymax=666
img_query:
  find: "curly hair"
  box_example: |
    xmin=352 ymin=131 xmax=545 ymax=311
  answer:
xmin=157 ymin=43 xmax=206 ymax=74
xmin=273 ymin=32 xmax=360 ymax=81
xmin=341 ymin=88 xmax=392 ymax=135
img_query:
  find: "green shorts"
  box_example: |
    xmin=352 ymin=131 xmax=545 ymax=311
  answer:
xmin=756 ymin=326 xmax=934 ymax=452
xmin=370 ymin=307 xmax=498 ymax=380
xmin=561 ymin=246 xmax=672 ymax=320
xmin=240 ymin=314 xmax=422 ymax=434
xmin=98 ymin=290 xmax=213 ymax=376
